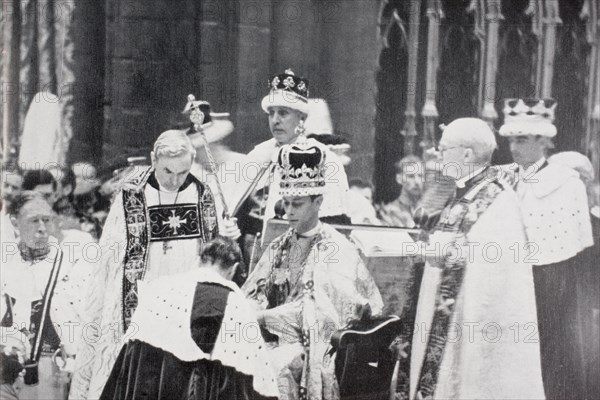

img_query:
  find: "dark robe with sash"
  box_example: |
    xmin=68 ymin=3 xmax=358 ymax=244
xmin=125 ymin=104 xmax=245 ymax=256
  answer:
xmin=509 ymin=161 xmax=593 ymax=400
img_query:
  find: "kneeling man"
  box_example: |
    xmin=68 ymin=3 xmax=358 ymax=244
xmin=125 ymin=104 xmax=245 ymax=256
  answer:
xmin=100 ymin=237 xmax=279 ymax=400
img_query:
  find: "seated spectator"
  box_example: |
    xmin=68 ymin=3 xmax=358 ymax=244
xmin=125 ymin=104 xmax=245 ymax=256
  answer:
xmin=0 ymin=350 xmax=25 ymax=400
xmin=48 ymin=165 xmax=79 ymax=227
xmin=100 ymin=237 xmax=279 ymax=400
xmin=21 ymin=169 xmax=58 ymax=205
xmin=347 ymin=178 xmax=380 ymax=225
xmin=51 ymin=164 xmax=103 ymax=239
xmin=72 ymin=162 xmax=101 ymax=198
xmin=1 ymin=166 xmax=22 ymax=211
xmin=349 ymin=178 xmax=374 ymax=202
xmin=1 ymin=166 xmax=23 ymax=242
xmin=72 ymin=163 xmax=108 ymax=238
xmin=376 ymin=155 xmax=424 ymax=227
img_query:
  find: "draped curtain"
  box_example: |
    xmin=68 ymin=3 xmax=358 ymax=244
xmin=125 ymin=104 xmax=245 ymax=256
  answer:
xmin=1 ymin=0 xmax=75 ymax=165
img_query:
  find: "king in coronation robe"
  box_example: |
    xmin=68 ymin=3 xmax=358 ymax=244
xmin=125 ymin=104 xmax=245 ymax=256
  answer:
xmin=243 ymin=140 xmax=383 ymax=400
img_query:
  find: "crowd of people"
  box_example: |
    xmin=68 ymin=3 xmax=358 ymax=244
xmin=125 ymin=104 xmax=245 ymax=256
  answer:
xmin=0 ymin=69 xmax=598 ymax=400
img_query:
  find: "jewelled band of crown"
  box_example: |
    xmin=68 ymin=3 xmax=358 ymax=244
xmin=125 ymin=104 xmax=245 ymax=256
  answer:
xmin=268 ymin=70 xmax=309 ymax=99
xmin=262 ymin=69 xmax=310 ymax=114
xmin=277 ymin=144 xmax=327 ymax=196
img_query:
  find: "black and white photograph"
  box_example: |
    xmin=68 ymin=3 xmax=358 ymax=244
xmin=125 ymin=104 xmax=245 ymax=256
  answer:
xmin=1 ymin=0 xmax=599 ymax=399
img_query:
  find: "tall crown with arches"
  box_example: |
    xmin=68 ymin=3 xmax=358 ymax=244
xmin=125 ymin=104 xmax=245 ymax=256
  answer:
xmin=277 ymin=141 xmax=327 ymax=197
xmin=499 ymin=98 xmax=558 ymax=137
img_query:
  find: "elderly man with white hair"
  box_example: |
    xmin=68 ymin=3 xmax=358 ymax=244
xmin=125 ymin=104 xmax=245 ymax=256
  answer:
xmin=69 ymin=130 xmax=241 ymax=400
xmin=499 ymin=99 xmax=593 ymax=400
xmin=400 ymin=118 xmax=544 ymax=400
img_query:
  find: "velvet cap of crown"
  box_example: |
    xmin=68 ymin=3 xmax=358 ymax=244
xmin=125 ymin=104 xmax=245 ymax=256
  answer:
xmin=499 ymin=98 xmax=557 ymax=138
xmin=277 ymin=142 xmax=327 ymax=197
xmin=261 ymin=69 xmax=310 ymax=114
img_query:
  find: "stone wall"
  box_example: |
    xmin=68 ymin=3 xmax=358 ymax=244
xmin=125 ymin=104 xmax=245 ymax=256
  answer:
xmin=87 ymin=0 xmax=378 ymax=180
xmin=68 ymin=0 xmax=105 ymax=165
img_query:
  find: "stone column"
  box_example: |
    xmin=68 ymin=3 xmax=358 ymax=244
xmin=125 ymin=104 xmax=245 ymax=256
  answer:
xmin=229 ymin=0 xmax=273 ymax=152
xmin=1 ymin=0 xmax=21 ymax=162
xmin=68 ymin=0 xmax=105 ymax=165
xmin=102 ymin=0 xmax=201 ymax=170
xmin=320 ymin=0 xmax=379 ymax=181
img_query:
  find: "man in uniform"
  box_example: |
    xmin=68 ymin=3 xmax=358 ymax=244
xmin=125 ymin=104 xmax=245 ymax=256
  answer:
xmin=243 ymin=140 xmax=383 ymax=400
xmin=499 ymin=98 xmax=593 ymax=400
xmin=69 ymin=130 xmax=241 ymax=399
xmin=403 ymin=118 xmax=544 ymax=399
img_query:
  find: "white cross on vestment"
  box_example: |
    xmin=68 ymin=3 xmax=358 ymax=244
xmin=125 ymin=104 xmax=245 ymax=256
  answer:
xmin=163 ymin=210 xmax=188 ymax=234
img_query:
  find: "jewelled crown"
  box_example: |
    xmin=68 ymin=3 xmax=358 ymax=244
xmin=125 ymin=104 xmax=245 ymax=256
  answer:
xmin=277 ymin=141 xmax=327 ymax=197
xmin=261 ymin=69 xmax=310 ymax=114
xmin=499 ymin=98 xmax=558 ymax=137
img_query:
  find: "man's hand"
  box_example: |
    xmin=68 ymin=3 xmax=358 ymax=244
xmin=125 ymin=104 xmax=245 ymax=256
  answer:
xmin=220 ymin=217 xmax=241 ymax=240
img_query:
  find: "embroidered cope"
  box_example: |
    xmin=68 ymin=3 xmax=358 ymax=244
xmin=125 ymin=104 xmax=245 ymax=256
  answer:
xmin=69 ymin=168 xmax=219 ymax=400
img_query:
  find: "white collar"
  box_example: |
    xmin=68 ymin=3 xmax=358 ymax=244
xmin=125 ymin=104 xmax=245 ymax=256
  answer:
xmin=297 ymin=222 xmax=321 ymax=238
xmin=456 ymin=165 xmax=488 ymax=189
xmin=195 ymin=266 xmax=226 ymax=282
xmin=192 ymin=266 xmax=241 ymax=293
xmin=158 ymin=183 xmax=179 ymax=194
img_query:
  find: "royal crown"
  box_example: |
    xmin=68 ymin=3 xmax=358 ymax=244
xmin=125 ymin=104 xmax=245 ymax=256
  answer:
xmin=277 ymin=142 xmax=327 ymax=197
xmin=268 ymin=69 xmax=309 ymax=98
xmin=262 ymin=69 xmax=310 ymax=114
xmin=499 ymin=98 xmax=557 ymax=137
